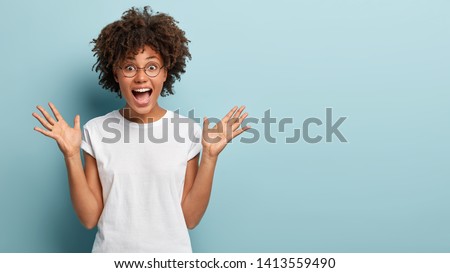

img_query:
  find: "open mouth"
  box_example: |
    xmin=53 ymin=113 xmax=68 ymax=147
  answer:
xmin=132 ymin=88 xmax=153 ymax=105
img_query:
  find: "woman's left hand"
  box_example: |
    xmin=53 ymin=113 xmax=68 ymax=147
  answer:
xmin=202 ymin=106 xmax=250 ymax=158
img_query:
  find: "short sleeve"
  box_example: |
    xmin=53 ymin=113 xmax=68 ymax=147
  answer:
xmin=187 ymin=122 xmax=202 ymax=160
xmin=81 ymin=124 xmax=95 ymax=158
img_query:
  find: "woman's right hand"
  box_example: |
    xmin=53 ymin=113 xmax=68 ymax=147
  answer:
xmin=32 ymin=102 xmax=82 ymax=158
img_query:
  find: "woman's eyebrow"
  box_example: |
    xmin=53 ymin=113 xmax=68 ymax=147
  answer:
xmin=125 ymin=56 xmax=159 ymax=61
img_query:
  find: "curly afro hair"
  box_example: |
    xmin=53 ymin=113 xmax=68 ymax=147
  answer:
xmin=91 ymin=6 xmax=191 ymax=97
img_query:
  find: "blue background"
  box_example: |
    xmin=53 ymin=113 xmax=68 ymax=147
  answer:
xmin=1 ymin=0 xmax=449 ymax=252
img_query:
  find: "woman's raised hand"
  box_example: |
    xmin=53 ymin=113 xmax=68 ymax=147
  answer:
xmin=202 ymin=105 xmax=250 ymax=158
xmin=32 ymin=102 xmax=82 ymax=158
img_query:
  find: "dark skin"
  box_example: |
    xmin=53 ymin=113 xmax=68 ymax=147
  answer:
xmin=92 ymin=6 xmax=191 ymax=97
xmin=33 ymin=101 xmax=249 ymax=229
xmin=33 ymin=6 xmax=250 ymax=230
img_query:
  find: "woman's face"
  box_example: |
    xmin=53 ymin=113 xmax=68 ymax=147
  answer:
xmin=114 ymin=45 xmax=167 ymax=122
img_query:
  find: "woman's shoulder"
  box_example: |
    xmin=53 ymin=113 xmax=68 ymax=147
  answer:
xmin=170 ymin=110 xmax=201 ymax=128
xmin=83 ymin=110 xmax=119 ymax=130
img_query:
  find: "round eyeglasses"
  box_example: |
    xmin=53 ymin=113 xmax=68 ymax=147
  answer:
xmin=117 ymin=62 xmax=164 ymax=78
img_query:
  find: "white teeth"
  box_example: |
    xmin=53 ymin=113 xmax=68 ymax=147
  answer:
xmin=133 ymin=88 xmax=151 ymax=92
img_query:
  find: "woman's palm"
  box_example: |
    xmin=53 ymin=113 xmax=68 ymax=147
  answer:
xmin=33 ymin=102 xmax=81 ymax=158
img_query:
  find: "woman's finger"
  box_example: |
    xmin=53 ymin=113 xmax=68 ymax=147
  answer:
xmin=231 ymin=105 xmax=245 ymax=119
xmin=227 ymin=106 xmax=245 ymax=127
xmin=74 ymin=115 xmax=80 ymax=130
xmin=231 ymin=112 xmax=249 ymax=131
xmin=48 ymin=102 xmax=63 ymax=122
xmin=32 ymin=112 xmax=53 ymax=131
xmin=202 ymin=117 xmax=210 ymax=135
xmin=230 ymin=125 xmax=251 ymax=140
xmin=34 ymin=126 xmax=54 ymax=139
xmin=222 ymin=106 xmax=238 ymax=123
xmin=36 ymin=105 xmax=56 ymax=125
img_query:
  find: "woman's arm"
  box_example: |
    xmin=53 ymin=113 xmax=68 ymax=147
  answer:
xmin=181 ymin=153 xmax=216 ymax=229
xmin=33 ymin=103 xmax=103 ymax=229
xmin=65 ymin=152 xmax=103 ymax=229
xmin=181 ymin=106 xmax=249 ymax=229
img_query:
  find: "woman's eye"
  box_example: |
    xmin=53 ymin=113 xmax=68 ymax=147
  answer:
xmin=124 ymin=65 xmax=136 ymax=71
xmin=147 ymin=65 xmax=158 ymax=71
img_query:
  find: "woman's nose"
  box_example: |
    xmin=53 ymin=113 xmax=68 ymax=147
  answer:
xmin=134 ymin=68 xmax=148 ymax=83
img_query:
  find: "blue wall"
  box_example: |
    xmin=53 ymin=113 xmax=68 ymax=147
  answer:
xmin=1 ymin=0 xmax=449 ymax=252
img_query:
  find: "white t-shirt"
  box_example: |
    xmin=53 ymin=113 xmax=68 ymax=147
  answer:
xmin=81 ymin=109 xmax=202 ymax=253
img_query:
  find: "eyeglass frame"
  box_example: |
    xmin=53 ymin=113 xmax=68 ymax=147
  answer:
xmin=116 ymin=62 xmax=166 ymax=78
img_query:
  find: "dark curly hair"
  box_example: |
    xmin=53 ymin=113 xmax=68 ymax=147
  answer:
xmin=91 ymin=6 xmax=191 ymax=97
